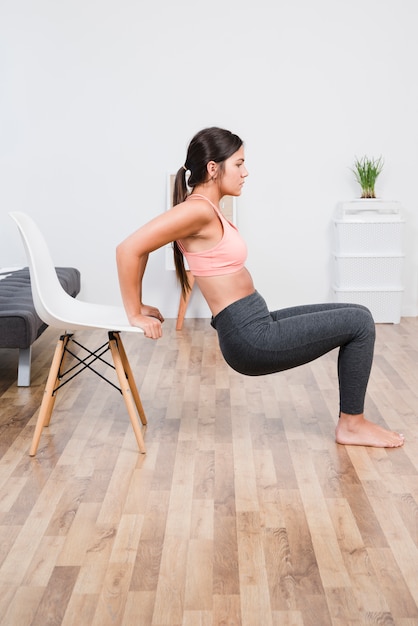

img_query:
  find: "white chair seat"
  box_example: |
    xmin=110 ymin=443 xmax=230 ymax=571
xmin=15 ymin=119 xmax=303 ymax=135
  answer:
xmin=34 ymin=295 xmax=144 ymax=333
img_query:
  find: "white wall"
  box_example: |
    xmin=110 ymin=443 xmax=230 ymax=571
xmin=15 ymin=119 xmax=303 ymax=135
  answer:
xmin=1 ymin=0 xmax=417 ymax=318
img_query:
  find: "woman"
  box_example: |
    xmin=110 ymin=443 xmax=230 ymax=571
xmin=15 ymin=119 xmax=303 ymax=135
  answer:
xmin=116 ymin=127 xmax=404 ymax=448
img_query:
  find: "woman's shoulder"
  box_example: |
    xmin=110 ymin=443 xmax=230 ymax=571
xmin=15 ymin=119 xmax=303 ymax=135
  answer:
xmin=172 ymin=195 xmax=216 ymax=224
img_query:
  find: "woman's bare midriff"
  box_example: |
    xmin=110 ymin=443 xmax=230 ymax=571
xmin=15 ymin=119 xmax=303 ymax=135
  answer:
xmin=195 ymin=267 xmax=256 ymax=317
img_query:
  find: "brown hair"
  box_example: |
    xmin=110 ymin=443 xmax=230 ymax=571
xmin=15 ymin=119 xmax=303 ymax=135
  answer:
xmin=172 ymin=127 xmax=243 ymax=297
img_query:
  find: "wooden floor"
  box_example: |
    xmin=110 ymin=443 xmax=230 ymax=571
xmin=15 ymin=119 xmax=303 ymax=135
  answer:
xmin=1 ymin=318 xmax=418 ymax=626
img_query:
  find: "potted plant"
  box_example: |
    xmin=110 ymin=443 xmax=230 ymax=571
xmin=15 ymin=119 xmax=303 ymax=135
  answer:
xmin=351 ymin=155 xmax=384 ymax=199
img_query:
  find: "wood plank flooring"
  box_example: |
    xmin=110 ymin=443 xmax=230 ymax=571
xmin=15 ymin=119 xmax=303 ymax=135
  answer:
xmin=1 ymin=317 xmax=418 ymax=625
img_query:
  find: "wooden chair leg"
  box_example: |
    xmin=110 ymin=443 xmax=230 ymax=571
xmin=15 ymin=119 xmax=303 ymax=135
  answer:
xmin=114 ymin=333 xmax=147 ymax=425
xmin=176 ymin=271 xmax=195 ymax=330
xmin=43 ymin=335 xmax=71 ymax=427
xmin=29 ymin=334 xmax=70 ymax=456
xmin=108 ymin=333 xmax=146 ymax=454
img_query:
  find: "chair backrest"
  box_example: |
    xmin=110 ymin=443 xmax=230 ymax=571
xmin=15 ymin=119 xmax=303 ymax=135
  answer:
xmin=9 ymin=212 xmax=75 ymax=326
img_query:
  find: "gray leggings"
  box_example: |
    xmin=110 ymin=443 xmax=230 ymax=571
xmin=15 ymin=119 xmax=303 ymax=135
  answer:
xmin=211 ymin=291 xmax=375 ymax=415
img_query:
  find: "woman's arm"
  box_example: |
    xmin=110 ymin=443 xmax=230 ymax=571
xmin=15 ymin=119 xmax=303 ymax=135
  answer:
xmin=116 ymin=201 xmax=212 ymax=338
xmin=116 ymin=241 xmax=164 ymax=338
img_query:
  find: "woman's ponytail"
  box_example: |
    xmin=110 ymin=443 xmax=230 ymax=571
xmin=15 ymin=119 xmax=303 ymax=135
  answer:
xmin=172 ymin=167 xmax=191 ymax=298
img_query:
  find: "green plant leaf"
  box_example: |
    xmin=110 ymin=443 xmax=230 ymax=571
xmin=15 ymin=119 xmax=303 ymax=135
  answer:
xmin=351 ymin=155 xmax=384 ymax=198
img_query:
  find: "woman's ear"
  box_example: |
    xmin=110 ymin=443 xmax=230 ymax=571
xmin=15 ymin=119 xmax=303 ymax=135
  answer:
xmin=206 ymin=160 xmax=218 ymax=180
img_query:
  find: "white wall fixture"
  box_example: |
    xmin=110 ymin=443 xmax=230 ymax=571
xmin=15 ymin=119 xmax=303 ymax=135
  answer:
xmin=332 ymin=200 xmax=405 ymax=324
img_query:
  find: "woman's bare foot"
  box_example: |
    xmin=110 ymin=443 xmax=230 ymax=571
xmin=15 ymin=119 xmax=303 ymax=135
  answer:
xmin=335 ymin=413 xmax=405 ymax=448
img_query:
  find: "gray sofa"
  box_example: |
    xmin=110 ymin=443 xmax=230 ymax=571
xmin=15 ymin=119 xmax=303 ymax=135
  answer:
xmin=0 ymin=267 xmax=81 ymax=385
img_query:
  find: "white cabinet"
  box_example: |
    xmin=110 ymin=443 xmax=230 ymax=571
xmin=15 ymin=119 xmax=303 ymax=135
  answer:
xmin=332 ymin=200 xmax=405 ymax=323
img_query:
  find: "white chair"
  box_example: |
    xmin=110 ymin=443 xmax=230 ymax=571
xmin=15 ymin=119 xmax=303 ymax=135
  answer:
xmin=10 ymin=211 xmax=147 ymax=457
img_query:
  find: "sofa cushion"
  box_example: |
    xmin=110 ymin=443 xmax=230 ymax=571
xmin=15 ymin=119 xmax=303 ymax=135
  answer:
xmin=0 ymin=267 xmax=81 ymax=349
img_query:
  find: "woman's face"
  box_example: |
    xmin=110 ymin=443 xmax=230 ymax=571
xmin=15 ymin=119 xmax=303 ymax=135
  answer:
xmin=219 ymin=146 xmax=248 ymax=196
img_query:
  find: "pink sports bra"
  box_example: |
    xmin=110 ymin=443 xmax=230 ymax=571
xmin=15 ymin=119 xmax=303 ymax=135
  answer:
xmin=176 ymin=194 xmax=247 ymax=277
